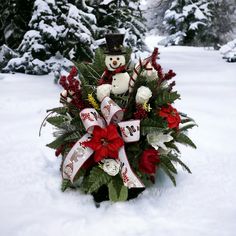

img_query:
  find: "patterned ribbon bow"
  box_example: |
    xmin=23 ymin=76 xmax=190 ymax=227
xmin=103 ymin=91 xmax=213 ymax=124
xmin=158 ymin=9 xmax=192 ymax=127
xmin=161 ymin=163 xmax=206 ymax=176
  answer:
xmin=62 ymin=97 xmax=144 ymax=188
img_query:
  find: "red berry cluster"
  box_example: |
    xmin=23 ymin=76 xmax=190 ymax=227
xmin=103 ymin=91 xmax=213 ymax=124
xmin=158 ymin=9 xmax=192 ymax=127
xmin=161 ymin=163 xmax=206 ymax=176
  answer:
xmin=59 ymin=66 xmax=80 ymax=93
xmin=59 ymin=66 xmax=86 ymax=110
xmin=151 ymin=48 xmax=176 ymax=86
xmin=164 ymin=70 xmax=176 ymax=81
xmin=134 ymin=105 xmax=148 ymax=119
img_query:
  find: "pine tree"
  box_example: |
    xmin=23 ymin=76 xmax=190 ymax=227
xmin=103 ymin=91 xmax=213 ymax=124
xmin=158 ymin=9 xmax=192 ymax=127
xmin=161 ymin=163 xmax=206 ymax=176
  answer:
xmin=144 ymin=0 xmax=172 ymax=34
xmin=163 ymin=0 xmax=214 ymax=46
xmin=205 ymin=0 xmax=232 ymax=48
xmin=65 ymin=0 xmax=97 ymax=61
xmin=89 ymin=0 xmax=147 ymax=52
xmin=3 ymin=0 xmax=97 ymax=74
xmin=0 ymin=0 xmax=33 ymax=49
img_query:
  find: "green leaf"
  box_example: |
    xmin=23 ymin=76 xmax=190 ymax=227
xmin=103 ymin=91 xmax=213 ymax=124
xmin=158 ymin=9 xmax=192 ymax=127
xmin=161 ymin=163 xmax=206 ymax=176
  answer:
xmin=179 ymin=123 xmax=197 ymax=132
xmin=166 ymin=142 xmax=181 ymax=153
xmin=160 ymin=157 xmax=178 ymax=174
xmin=64 ymin=131 xmax=82 ymax=142
xmin=160 ymin=163 xmax=176 ymax=186
xmin=47 ymin=116 xmax=66 ymax=127
xmin=168 ymin=154 xmax=192 ymax=174
xmin=155 ymin=90 xmax=180 ymax=106
xmin=46 ymin=134 xmax=68 ymax=149
xmin=83 ymin=167 xmax=111 ymax=194
xmin=108 ymin=181 xmax=118 ymax=201
xmin=140 ymin=118 xmax=167 ymax=135
xmin=175 ymin=133 xmax=197 ymax=149
xmin=46 ymin=107 xmax=67 ymax=115
xmin=119 ymin=185 xmax=128 ymax=201
xmin=108 ymin=177 xmax=128 ymax=202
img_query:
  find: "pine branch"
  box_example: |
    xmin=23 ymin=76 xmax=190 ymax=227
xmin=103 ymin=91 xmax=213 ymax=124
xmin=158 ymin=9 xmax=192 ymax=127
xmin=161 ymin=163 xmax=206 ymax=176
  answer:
xmin=61 ymin=179 xmax=71 ymax=192
xmin=155 ymin=90 xmax=180 ymax=106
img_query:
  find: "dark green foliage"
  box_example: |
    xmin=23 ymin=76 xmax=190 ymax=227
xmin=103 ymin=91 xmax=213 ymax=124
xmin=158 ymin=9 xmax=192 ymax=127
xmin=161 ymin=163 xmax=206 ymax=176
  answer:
xmin=90 ymin=0 xmax=146 ymax=51
xmin=164 ymin=0 xmax=215 ymax=46
xmin=155 ymin=90 xmax=180 ymax=106
xmin=0 ymin=0 xmax=33 ymax=49
xmin=76 ymin=48 xmax=106 ymax=86
xmin=160 ymin=156 xmax=178 ymax=174
xmin=46 ymin=107 xmax=68 ymax=115
xmin=82 ymin=166 xmax=112 ymax=193
xmin=46 ymin=133 xmax=69 ymax=149
xmin=108 ymin=176 xmax=128 ymax=202
xmin=47 ymin=116 xmax=68 ymax=128
xmin=174 ymin=132 xmax=197 ymax=149
xmin=167 ymin=153 xmax=192 ymax=174
xmin=140 ymin=118 xmax=168 ymax=135
xmin=61 ymin=179 xmax=72 ymax=192
xmin=159 ymin=162 xmax=176 ymax=186
xmin=179 ymin=123 xmax=197 ymax=132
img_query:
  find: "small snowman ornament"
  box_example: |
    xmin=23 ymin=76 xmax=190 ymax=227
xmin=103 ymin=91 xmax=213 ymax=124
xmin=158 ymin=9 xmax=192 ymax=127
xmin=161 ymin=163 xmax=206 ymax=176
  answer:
xmin=97 ymin=34 xmax=130 ymax=102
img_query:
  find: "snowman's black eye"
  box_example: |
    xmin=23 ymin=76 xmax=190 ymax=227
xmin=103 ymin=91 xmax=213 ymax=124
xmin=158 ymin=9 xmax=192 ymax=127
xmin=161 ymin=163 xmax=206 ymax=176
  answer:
xmin=117 ymin=57 xmax=120 ymax=60
xmin=110 ymin=58 xmax=112 ymax=60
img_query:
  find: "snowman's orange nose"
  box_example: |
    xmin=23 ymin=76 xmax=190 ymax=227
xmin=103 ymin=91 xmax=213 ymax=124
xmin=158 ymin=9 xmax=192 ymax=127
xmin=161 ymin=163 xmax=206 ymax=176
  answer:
xmin=113 ymin=60 xmax=118 ymax=66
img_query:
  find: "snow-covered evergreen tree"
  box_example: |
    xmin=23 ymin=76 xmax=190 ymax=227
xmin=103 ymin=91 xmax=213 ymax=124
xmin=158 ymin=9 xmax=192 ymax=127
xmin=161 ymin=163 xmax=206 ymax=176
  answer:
xmin=163 ymin=0 xmax=214 ymax=46
xmin=4 ymin=0 xmax=97 ymax=74
xmin=144 ymin=0 xmax=172 ymax=34
xmin=89 ymin=0 xmax=147 ymax=52
xmin=0 ymin=0 xmax=33 ymax=49
xmin=65 ymin=0 xmax=97 ymax=61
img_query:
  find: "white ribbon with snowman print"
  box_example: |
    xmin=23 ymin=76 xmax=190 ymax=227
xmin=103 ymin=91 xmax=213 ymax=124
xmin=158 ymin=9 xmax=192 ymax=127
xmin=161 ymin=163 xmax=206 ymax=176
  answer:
xmin=62 ymin=97 xmax=144 ymax=189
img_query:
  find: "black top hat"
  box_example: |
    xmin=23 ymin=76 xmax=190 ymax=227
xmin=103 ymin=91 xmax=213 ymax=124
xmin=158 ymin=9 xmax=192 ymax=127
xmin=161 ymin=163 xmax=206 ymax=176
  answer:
xmin=105 ymin=34 xmax=126 ymax=55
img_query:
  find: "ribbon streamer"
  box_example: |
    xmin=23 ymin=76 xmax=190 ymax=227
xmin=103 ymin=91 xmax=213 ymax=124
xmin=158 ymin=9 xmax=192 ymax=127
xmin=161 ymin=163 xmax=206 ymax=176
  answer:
xmin=62 ymin=97 xmax=144 ymax=188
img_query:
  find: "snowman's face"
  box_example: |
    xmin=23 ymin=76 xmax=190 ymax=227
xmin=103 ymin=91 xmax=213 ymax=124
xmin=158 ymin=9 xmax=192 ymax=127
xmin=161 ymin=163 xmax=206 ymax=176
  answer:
xmin=105 ymin=55 xmax=126 ymax=71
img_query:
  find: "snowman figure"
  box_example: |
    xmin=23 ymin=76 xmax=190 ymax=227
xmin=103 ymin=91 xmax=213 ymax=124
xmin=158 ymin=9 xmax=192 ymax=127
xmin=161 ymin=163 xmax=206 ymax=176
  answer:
xmin=97 ymin=34 xmax=130 ymax=102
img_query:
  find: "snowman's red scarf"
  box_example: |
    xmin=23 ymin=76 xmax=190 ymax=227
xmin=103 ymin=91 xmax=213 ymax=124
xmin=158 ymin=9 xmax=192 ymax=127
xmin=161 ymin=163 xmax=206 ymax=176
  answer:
xmin=98 ymin=65 xmax=127 ymax=85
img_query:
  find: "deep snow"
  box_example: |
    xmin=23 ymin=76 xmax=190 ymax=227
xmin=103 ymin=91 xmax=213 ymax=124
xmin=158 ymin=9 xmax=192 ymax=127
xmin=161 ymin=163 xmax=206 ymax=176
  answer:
xmin=0 ymin=42 xmax=236 ymax=236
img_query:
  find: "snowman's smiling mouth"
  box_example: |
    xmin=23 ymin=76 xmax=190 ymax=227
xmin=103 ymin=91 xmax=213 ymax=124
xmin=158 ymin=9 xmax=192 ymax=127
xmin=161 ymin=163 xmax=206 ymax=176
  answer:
xmin=109 ymin=63 xmax=122 ymax=69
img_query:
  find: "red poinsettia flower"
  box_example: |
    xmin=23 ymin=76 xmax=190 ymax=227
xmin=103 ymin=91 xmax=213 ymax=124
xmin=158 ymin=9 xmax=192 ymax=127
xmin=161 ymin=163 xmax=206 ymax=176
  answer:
xmin=159 ymin=104 xmax=181 ymax=129
xmin=82 ymin=124 xmax=124 ymax=162
xmin=139 ymin=149 xmax=160 ymax=175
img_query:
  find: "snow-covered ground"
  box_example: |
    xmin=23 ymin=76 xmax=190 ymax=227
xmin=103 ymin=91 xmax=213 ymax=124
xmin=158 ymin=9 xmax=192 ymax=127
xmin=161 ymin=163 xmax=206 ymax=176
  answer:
xmin=0 ymin=43 xmax=236 ymax=236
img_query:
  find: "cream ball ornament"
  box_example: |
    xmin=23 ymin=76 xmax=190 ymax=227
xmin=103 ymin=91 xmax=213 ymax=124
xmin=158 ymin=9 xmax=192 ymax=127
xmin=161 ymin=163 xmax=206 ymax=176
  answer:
xmin=102 ymin=159 xmax=121 ymax=176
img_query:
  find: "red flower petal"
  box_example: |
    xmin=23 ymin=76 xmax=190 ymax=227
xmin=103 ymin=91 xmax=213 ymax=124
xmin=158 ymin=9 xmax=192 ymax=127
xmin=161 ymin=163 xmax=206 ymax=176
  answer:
xmin=94 ymin=147 xmax=108 ymax=162
xmin=139 ymin=149 xmax=160 ymax=175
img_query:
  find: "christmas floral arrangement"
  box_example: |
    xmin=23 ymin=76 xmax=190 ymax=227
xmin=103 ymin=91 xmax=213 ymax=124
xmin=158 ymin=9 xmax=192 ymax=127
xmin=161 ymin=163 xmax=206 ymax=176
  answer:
xmin=43 ymin=34 xmax=196 ymax=203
